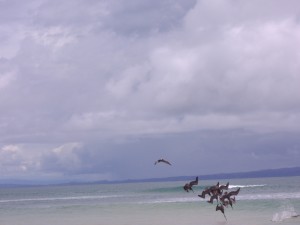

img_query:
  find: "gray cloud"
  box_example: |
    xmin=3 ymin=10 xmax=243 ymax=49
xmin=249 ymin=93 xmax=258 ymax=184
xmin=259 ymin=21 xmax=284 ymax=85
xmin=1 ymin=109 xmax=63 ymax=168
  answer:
xmin=1 ymin=0 xmax=300 ymax=182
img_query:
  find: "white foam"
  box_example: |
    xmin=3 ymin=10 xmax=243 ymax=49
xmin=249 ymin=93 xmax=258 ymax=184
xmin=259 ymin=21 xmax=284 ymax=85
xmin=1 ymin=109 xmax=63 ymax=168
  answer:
xmin=0 ymin=195 xmax=124 ymax=203
xmin=272 ymin=205 xmax=299 ymax=222
xmin=229 ymin=184 xmax=266 ymax=189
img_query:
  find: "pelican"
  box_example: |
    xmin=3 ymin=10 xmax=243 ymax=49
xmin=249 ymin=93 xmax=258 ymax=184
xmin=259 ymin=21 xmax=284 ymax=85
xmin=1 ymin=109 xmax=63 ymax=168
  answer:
xmin=216 ymin=203 xmax=227 ymax=220
xmin=219 ymin=182 xmax=229 ymax=191
xmin=220 ymin=188 xmax=240 ymax=202
xmin=207 ymin=194 xmax=219 ymax=204
xmin=154 ymin=158 xmax=172 ymax=166
xmin=183 ymin=176 xmax=198 ymax=192
xmin=198 ymin=188 xmax=211 ymax=198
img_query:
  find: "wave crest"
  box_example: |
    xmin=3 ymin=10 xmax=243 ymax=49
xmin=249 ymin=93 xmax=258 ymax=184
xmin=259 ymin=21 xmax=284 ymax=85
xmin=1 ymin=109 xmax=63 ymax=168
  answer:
xmin=229 ymin=184 xmax=266 ymax=188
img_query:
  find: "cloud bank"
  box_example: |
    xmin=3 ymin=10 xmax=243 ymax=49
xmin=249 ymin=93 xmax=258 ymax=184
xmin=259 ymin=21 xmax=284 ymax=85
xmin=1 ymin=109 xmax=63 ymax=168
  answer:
xmin=1 ymin=0 xmax=300 ymax=182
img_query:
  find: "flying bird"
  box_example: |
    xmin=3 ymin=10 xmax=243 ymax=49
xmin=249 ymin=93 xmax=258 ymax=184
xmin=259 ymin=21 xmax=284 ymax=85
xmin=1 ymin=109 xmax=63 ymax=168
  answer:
xmin=220 ymin=188 xmax=240 ymax=209
xmin=221 ymin=197 xmax=235 ymax=209
xmin=220 ymin=188 xmax=240 ymax=202
xmin=183 ymin=176 xmax=198 ymax=192
xmin=198 ymin=188 xmax=211 ymax=198
xmin=154 ymin=158 xmax=172 ymax=166
xmin=199 ymin=181 xmax=240 ymax=220
xmin=219 ymin=182 xmax=229 ymax=191
xmin=228 ymin=188 xmax=240 ymax=197
xmin=216 ymin=203 xmax=227 ymax=220
xmin=207 ymin=182 xmax=221 ymax=196
xmin=207 ymin=193 xmax=219 ymax=204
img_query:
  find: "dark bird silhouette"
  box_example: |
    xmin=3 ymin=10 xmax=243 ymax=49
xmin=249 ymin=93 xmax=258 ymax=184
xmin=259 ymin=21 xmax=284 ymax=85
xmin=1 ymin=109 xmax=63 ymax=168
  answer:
xmin=198 ymin=188 xmax=211 ymax=198
xmin=216 ymin=203 xmax=227 ymax=220
xmin=221 ymin=198 xmax=234 ymax=209
xmin=226 ymin=188 xmax=240 ymax=197
xmin=228 ymin=187 xmax=240 ymax=197
xmin=208 ymin=182 xmax=221 ymax=196
xmin=183 ymin=176 xmax=198 ymax=192
xmin=154 ymin=158 xmax=172 ymax=166
xmin=219 ymin=182 xmax=229 ymax=191
xmin=199 ymin=182 xmax=221 ymax=199
xmin=209 ymin=182 xmax=220 ymax=191
xmin=198 ymin=182 xmax=240 ymax=220
xmin=207 ymin=194 xmax=219 ymax=204
xmin=220 ymin=188 xmax=240 ymax=202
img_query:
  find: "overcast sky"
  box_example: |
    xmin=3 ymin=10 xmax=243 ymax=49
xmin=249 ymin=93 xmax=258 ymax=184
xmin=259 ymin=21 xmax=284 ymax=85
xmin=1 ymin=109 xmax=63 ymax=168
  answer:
xmin=1 ymin=0 xmax=300 ymax=183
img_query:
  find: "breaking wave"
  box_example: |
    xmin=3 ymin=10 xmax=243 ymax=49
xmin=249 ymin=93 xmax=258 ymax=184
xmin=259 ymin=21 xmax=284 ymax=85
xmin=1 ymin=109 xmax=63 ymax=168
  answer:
xmin=229 ymin=184 xmax=266 ymax=188
xmin=0 ymin=195 xmax=124 ymax=203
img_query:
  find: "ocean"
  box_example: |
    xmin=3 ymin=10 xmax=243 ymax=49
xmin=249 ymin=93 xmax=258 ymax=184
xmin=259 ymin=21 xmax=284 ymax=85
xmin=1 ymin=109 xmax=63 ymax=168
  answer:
xmin=0 ymin=176 xmax=299 ymax=225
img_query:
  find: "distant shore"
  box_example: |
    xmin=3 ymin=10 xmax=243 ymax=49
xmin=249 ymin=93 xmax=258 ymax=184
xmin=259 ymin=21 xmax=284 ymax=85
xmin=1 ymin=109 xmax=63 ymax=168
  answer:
xmin=1 ymin=166 xmax=300 ymax=187
xmin=105 ymin=166 xmax=300 ymax=184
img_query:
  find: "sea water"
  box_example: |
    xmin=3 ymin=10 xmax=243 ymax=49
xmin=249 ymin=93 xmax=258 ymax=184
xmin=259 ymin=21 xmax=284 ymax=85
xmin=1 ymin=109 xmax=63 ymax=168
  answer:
xmin=0 ymin=176 xmax=299 ymax=225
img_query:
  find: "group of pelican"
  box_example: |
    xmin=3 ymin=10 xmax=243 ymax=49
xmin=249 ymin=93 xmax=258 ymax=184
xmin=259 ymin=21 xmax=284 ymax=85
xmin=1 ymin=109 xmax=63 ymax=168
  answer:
xmin=197 ymin=180 xmax=240 ymax=220
xmin=154 ymin=158 xmax=241 ymax=220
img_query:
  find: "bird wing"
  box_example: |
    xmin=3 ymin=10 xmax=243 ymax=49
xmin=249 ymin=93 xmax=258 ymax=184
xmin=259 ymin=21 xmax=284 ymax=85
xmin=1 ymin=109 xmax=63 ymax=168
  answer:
xmin=228 ymin=188 xmax=240 ymax=197
xmin=220 ymin=182 xmax=229 ymax=190
xmin=161 ymin=159 xmax=172 ymax=165
xmin=154 ymin=158 xmax=171 ymax=165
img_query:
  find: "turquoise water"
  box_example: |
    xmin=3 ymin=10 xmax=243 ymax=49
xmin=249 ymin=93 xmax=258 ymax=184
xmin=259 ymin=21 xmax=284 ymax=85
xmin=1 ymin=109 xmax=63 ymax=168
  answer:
xmin=0 ymin=176 xmax=300 ymax=225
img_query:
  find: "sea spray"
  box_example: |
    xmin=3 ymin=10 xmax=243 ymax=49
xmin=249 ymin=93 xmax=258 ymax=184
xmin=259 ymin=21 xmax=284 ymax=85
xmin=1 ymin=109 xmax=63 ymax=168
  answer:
xmin=272 ymin=202 xmax=299 ymax=222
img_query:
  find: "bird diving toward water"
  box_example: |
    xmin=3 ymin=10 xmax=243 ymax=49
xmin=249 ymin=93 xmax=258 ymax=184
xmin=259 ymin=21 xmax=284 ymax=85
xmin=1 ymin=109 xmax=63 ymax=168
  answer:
xmin=183 ymin=176 xmax=199 ymax=192
xmin=220 ymin=188 xmax=240 ymax=209
xmin=207 ymin=193 xmax=219 ymax=204
xmin=219 ymin=182 xmax=229 ymax=191
xmin=216 ymin=203 xmax=227 ymax=220
xmin=220 ymin=188 xmax=240 ymax=202
xmin=198 ymin=188 xmax=211 ymax=198
xmin=154 ymin=158 xmax=172 ymax=166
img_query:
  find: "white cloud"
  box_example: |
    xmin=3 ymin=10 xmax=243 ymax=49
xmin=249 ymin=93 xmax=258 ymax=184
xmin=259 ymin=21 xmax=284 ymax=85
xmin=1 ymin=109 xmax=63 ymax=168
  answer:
xmin=1 ymin=0 xmax=300 ymax=181
xmin=0 ymin=144 xmax=39 ymax=174
xmin=105 ymin=64 xmax=151 ymax=99
xmin=30 ymin=26 xmax=77 ymax=50
xmin=49 ymin=142 xmax=82 ymax=170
